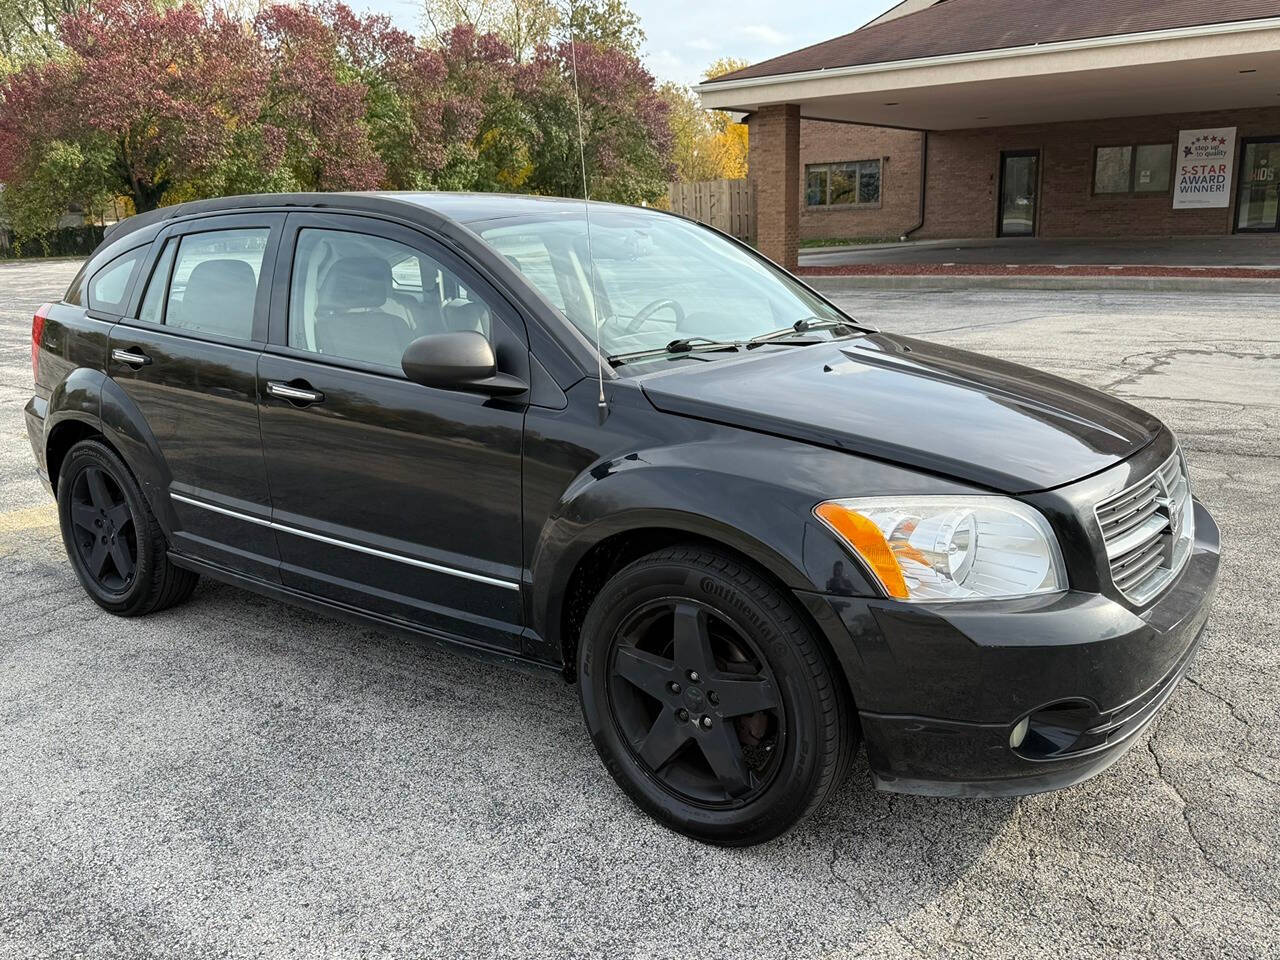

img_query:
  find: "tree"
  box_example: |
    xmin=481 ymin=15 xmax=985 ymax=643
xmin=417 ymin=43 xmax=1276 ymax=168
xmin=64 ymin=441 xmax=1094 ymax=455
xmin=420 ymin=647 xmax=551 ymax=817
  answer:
xmin=520 ymin=39 xmax=672 ymax=204
xmin=0 ymin=0 xmax=406 ymax=228
xmin=563 ymin=0 xmax=643 ymax=56
xmin=659 ymin=58 xmax=749 ymax=183
xmin=422 ymin=0 xmax=554 ymax=63
xmin=418 ymin=0 xmax=664 ymax=199
xmin=2 ymin=0 xmax=678 ymax=239
xmin=253 ymin=2 xmax=389 ymax=193
xmin=422 ymin=0 xmax=641 ymax=62
xmin=418 ymin=24 xmax=527 ymax=190
xmin=661 ymin=83 xmax=721 ymax=182
xmin=0 ymin=0 xmax=84 ymax=67
xmin=1 ymin=0 xmax=272 ymax=226
xmin=700 ymin=57 xmax=748 ymax=178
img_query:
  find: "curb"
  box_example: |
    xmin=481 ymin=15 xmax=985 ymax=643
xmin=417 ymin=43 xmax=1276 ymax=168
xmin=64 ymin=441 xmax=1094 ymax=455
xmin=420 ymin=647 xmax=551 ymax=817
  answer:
xmin=803 ymin=274 xmax=1280 ymax=294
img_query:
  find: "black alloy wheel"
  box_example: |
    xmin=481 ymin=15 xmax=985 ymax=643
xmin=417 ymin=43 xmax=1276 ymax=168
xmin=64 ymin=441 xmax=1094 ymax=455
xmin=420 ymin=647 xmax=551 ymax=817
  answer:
xmin=57 ymin=439 xmax=199 ymax=616
xmin=608 ymin=598 xmax=785 ymax=807
xmin=68 ymin=465 xmax=137 ymax=593
xmin=579 ymin=544 xmax=855 ymax=846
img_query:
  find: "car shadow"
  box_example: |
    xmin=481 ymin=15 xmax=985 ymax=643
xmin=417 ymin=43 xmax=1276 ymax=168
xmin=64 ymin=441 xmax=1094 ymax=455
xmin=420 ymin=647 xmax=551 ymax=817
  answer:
xmin=56 ymin=576 xmax=1016 ymax=946
xmin=198 ymin=578 xmax=1013 ymax=849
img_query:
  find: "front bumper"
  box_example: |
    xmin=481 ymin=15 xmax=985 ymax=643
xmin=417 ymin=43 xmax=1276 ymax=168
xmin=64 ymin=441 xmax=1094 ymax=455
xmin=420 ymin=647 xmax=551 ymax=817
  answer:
xmin=797 ymin=498 xmax=1220 ymax=797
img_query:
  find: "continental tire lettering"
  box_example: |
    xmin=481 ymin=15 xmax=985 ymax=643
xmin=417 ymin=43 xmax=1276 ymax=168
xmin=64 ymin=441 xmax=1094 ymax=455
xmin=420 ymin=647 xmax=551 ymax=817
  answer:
xmin=699 ymin=575 xmax=771 ymax=636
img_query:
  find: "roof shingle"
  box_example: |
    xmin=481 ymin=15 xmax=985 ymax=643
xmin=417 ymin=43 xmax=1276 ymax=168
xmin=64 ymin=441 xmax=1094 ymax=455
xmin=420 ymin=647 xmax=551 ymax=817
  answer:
xmin=707 ymin=0 xmax=1280 ymax=83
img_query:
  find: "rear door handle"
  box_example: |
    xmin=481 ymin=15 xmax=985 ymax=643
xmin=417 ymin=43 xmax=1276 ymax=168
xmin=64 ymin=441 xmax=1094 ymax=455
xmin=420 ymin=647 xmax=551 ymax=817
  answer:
xmin=266 ymin=380 xmax=325 ymax=405
xmin=111 ymin=347 xmax=152 ymax=367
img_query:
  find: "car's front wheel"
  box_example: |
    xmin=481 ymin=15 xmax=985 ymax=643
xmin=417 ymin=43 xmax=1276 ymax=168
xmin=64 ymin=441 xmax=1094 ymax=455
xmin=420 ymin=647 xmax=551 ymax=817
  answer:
xmin=57 ymin=438 xmax=198 ymax=616
xmin=578 ymin=544 xmax=855 ymax=846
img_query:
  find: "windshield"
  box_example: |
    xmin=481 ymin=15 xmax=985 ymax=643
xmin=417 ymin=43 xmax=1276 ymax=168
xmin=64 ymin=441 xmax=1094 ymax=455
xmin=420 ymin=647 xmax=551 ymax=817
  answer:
xmin=477 ymin=207 xmax=850 ymax=360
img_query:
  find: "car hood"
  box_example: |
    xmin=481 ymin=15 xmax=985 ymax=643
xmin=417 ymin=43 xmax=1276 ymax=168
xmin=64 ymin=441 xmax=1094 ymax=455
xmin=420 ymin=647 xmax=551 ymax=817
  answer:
xmin=638 ymin=333 xmax=1162 ymax=493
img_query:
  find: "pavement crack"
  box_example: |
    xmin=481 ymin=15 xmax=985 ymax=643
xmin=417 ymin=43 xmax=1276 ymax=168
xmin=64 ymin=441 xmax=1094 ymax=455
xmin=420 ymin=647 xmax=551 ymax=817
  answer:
xmin=1100 ymin=348 xmax=1183 ymax=390
xmin=1230 ymin=759 xmax=1280 ymax=788
xmin=1185 ymin=675 xmax=1252 ymax=728
xmin=827 ymin=830 xmax=932 ymax=959
xmin=1145 ymin=728 xmax=1242 ymax=888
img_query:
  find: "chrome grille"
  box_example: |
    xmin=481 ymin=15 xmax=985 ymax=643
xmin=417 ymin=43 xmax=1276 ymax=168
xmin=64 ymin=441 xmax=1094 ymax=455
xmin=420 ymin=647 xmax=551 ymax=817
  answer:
xmin=1095 ymin=451 xmax=1194 ymax=605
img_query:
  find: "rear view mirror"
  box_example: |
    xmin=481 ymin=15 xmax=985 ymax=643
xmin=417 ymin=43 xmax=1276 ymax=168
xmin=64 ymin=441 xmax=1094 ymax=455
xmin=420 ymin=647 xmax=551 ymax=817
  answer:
xmin=401 ymin=331 xmax=526 ymax=396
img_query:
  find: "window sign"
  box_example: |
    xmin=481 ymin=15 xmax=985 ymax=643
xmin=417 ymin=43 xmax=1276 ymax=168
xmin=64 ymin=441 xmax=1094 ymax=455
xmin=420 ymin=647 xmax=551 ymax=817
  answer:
xmin=1173 ymin=128 xmax=1237 ymax=209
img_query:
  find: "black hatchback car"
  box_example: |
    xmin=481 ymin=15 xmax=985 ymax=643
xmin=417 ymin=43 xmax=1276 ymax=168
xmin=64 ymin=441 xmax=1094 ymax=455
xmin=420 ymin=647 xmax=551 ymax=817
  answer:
xmin=26 ymin=193 xmax=1219 ymax=845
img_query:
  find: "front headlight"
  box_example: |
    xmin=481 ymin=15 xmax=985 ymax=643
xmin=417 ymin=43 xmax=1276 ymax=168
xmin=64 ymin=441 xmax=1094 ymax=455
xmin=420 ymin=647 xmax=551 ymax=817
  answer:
xmin=814 ymin=496 xmax=1067 ymax=602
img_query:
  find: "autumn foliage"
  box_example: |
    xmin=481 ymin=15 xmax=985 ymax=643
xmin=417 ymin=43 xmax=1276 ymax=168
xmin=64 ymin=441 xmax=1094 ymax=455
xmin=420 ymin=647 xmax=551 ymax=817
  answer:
xmin=0 ymin=0 xmax=675 ymax=237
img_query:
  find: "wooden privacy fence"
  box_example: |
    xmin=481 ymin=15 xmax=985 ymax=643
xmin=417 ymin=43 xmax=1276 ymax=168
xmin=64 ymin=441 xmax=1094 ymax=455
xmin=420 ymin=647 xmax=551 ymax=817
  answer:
xmin=666 ymin=179 xmax=754 ymax=243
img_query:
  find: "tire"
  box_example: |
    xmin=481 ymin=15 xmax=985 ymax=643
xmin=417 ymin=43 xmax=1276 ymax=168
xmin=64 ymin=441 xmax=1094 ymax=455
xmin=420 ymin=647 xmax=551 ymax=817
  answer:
xmin=577 ymin=544 xmax=856 ymax=846
xmin=56 ymin=438 xmax=198 ymax=616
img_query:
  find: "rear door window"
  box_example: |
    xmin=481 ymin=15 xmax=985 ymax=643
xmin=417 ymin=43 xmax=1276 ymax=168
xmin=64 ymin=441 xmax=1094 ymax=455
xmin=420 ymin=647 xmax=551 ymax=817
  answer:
xmin=137 ymin=239 xmax=177 ymax=325
xmin=159 ymin=229 xmax=270 ymax=340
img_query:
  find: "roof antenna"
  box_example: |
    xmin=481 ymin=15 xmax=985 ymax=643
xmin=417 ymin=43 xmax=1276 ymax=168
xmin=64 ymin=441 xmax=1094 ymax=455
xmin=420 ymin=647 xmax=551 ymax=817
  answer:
xmin=564 ymin=7 xmax=609 ymax=420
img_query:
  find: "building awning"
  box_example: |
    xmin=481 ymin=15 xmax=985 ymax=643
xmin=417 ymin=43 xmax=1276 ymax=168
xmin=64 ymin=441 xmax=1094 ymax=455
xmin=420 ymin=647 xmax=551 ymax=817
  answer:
xmin=696 ymin=14 xmax=1280 ymax=130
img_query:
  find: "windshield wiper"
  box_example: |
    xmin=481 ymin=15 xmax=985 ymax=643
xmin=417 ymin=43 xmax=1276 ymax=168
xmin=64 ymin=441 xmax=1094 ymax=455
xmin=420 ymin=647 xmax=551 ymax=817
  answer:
xmin=608 ymin=337 xmax=744 ymax=366
xmin=746 ymin=317 xmax=858 ymax=349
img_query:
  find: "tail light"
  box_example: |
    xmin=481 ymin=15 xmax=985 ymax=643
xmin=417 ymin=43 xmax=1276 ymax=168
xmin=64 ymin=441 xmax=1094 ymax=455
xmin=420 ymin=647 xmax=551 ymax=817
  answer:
xmin=32 ymin=302 xmax=52 ymax=384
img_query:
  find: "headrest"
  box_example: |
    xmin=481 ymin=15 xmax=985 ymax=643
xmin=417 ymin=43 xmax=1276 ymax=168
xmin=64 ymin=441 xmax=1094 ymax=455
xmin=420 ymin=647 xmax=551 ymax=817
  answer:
xmin=319 ymin=256 xmax=393 ymax=311
xmin=184 ymin=259 xmax=256 ymax=303
xmin=443 ymin=299 xmax=490 ymax=333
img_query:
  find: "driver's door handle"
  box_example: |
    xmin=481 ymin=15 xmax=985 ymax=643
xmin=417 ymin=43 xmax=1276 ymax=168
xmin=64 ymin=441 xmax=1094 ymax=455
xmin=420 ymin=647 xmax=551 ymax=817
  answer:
xmin=111 ymin=347 xmax=152 ymax=367
xmin=266 ymin=380 xmax=325 ymax=405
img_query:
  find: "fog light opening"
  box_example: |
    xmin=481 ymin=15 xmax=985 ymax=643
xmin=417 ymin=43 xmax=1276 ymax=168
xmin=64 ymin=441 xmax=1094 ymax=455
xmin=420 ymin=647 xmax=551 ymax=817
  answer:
xmin=1015 ymin=700 xmax=1102 ymax=759
xmin=1009 ymin=716 xmax=1030 ymax=749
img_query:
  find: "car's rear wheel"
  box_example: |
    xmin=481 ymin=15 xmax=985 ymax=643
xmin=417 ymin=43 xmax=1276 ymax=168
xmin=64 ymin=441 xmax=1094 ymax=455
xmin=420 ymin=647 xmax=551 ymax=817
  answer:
xmin=578 ymin=544 xmax=855 ymax=846
xmin=57 ymin=439 xmax=198 ymax=616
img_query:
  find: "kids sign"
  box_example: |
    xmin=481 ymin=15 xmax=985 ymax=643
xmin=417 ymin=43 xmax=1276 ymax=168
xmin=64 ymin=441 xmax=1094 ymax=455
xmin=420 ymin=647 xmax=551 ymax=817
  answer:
xmin=1173 ymin=127 xmax=1237 ymax=209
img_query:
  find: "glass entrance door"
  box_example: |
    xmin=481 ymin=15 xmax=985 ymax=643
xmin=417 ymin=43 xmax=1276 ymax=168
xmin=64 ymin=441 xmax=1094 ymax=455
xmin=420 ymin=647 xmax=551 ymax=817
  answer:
xmin=1236 ymin=138 xmax=1280 ymax=232
xmin=998 ymin=150 xmax=1039 ymax=237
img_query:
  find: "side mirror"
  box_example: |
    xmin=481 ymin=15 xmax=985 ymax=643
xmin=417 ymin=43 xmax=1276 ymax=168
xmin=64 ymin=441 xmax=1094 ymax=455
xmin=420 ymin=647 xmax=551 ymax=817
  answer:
xmin=401 ymin=331 xmax=527 ymax=397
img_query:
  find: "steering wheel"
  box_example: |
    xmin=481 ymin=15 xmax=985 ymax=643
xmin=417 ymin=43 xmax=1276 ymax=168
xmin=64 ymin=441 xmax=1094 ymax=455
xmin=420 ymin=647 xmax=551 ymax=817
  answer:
xmin=623 ymin=298 xmax=685 ymax=334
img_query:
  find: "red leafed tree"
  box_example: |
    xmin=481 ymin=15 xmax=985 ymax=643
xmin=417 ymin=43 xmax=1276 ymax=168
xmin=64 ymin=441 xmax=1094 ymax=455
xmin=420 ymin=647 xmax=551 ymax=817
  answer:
xmin=0 ymin=0 xmax=397 ymax=224
xmin=0 ymin=0 xmax=676 ymax=238
xmin=26 ymin=0 xmax=267 ymax=212
xmin=518 ymin=39 xmax=673 ymax=205
xmin=253 ymin=2 xmax=386 ymax=193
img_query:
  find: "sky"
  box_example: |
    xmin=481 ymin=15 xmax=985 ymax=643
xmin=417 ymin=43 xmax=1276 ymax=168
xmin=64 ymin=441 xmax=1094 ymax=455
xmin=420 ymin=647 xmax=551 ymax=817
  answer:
xmin=364 ymin=0 xmax=895 ymax=85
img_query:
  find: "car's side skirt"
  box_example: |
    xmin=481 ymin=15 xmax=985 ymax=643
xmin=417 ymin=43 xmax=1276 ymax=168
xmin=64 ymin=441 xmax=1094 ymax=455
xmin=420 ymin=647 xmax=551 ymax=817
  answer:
xmin=166 ymin=551 xmax=564 ymax=679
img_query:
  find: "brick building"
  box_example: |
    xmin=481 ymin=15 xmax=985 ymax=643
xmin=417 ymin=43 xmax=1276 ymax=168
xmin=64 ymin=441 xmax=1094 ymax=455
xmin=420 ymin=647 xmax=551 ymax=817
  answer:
xmin=697 ymin=0 xmax=1280 ymax=269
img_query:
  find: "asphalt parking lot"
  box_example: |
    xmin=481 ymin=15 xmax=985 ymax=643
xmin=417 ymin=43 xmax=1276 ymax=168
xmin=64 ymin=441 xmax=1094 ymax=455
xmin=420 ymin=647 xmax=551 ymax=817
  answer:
xmin=1 ymin=258 xmax=1277 ymax=959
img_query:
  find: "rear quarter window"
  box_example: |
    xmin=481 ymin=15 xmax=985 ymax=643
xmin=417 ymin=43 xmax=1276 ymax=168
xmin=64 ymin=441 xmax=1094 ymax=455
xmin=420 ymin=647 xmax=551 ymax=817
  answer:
xmin=87 ymin=248 xmax=145 ymax=313
xmin=64 ymin=265 xmax=87 ymax=306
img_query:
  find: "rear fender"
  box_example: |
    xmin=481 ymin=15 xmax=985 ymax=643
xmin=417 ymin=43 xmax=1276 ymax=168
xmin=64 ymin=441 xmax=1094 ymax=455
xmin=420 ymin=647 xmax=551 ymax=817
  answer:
xmin=99 ymin=375 xmax=178 ymax=534
xmin=42 ymin=368 xmax=107 ymax=488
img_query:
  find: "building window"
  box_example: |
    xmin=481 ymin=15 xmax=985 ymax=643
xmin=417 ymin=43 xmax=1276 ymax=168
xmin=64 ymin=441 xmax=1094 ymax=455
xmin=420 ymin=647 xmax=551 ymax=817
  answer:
xmin=806 ymin=161 xmax=881 ymax=207
xmin=1093 ymin=143 xmax=1173 ymax=195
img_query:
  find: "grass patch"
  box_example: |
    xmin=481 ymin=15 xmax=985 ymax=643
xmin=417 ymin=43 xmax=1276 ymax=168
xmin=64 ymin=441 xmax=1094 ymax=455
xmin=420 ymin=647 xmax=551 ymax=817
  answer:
xmin=799 ymin=236 xmax=902 ymax=249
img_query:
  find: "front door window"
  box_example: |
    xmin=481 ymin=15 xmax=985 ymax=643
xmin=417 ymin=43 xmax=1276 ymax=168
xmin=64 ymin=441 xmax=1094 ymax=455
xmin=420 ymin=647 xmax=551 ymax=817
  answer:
xmin=999 ymin=151 xmax=1039 ymax=237
xmin=1236 ymin=138 xmax=1280 ymax=232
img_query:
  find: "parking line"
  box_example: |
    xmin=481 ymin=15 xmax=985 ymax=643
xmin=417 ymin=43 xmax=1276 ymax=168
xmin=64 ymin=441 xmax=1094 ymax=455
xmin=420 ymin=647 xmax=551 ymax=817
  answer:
xmin=0 ymin=503 xmax=57 ymax=533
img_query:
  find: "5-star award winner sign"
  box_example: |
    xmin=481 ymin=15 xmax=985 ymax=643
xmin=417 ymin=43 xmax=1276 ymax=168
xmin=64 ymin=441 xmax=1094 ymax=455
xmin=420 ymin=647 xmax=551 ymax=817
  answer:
xmin=1173 ymin=127 xmax=1237 ymax=209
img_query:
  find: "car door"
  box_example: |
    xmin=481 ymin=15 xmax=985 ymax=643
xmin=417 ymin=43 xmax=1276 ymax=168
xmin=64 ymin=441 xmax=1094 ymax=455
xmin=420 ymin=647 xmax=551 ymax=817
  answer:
xmin=107 ymin=213 xmax=284 ymax=582
xmin=258 ymin=213 xmax=528 ymax=651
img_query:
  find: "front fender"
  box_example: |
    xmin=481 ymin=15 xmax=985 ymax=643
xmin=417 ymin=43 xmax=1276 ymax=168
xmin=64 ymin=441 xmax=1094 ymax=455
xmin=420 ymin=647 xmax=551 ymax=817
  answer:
xmin=527 ymin=444 xmax=882 ymax=657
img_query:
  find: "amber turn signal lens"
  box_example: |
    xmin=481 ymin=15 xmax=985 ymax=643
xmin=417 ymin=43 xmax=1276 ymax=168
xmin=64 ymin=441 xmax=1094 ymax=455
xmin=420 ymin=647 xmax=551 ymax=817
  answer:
xmin=814 ymin=502 xmax=909 ymax=599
